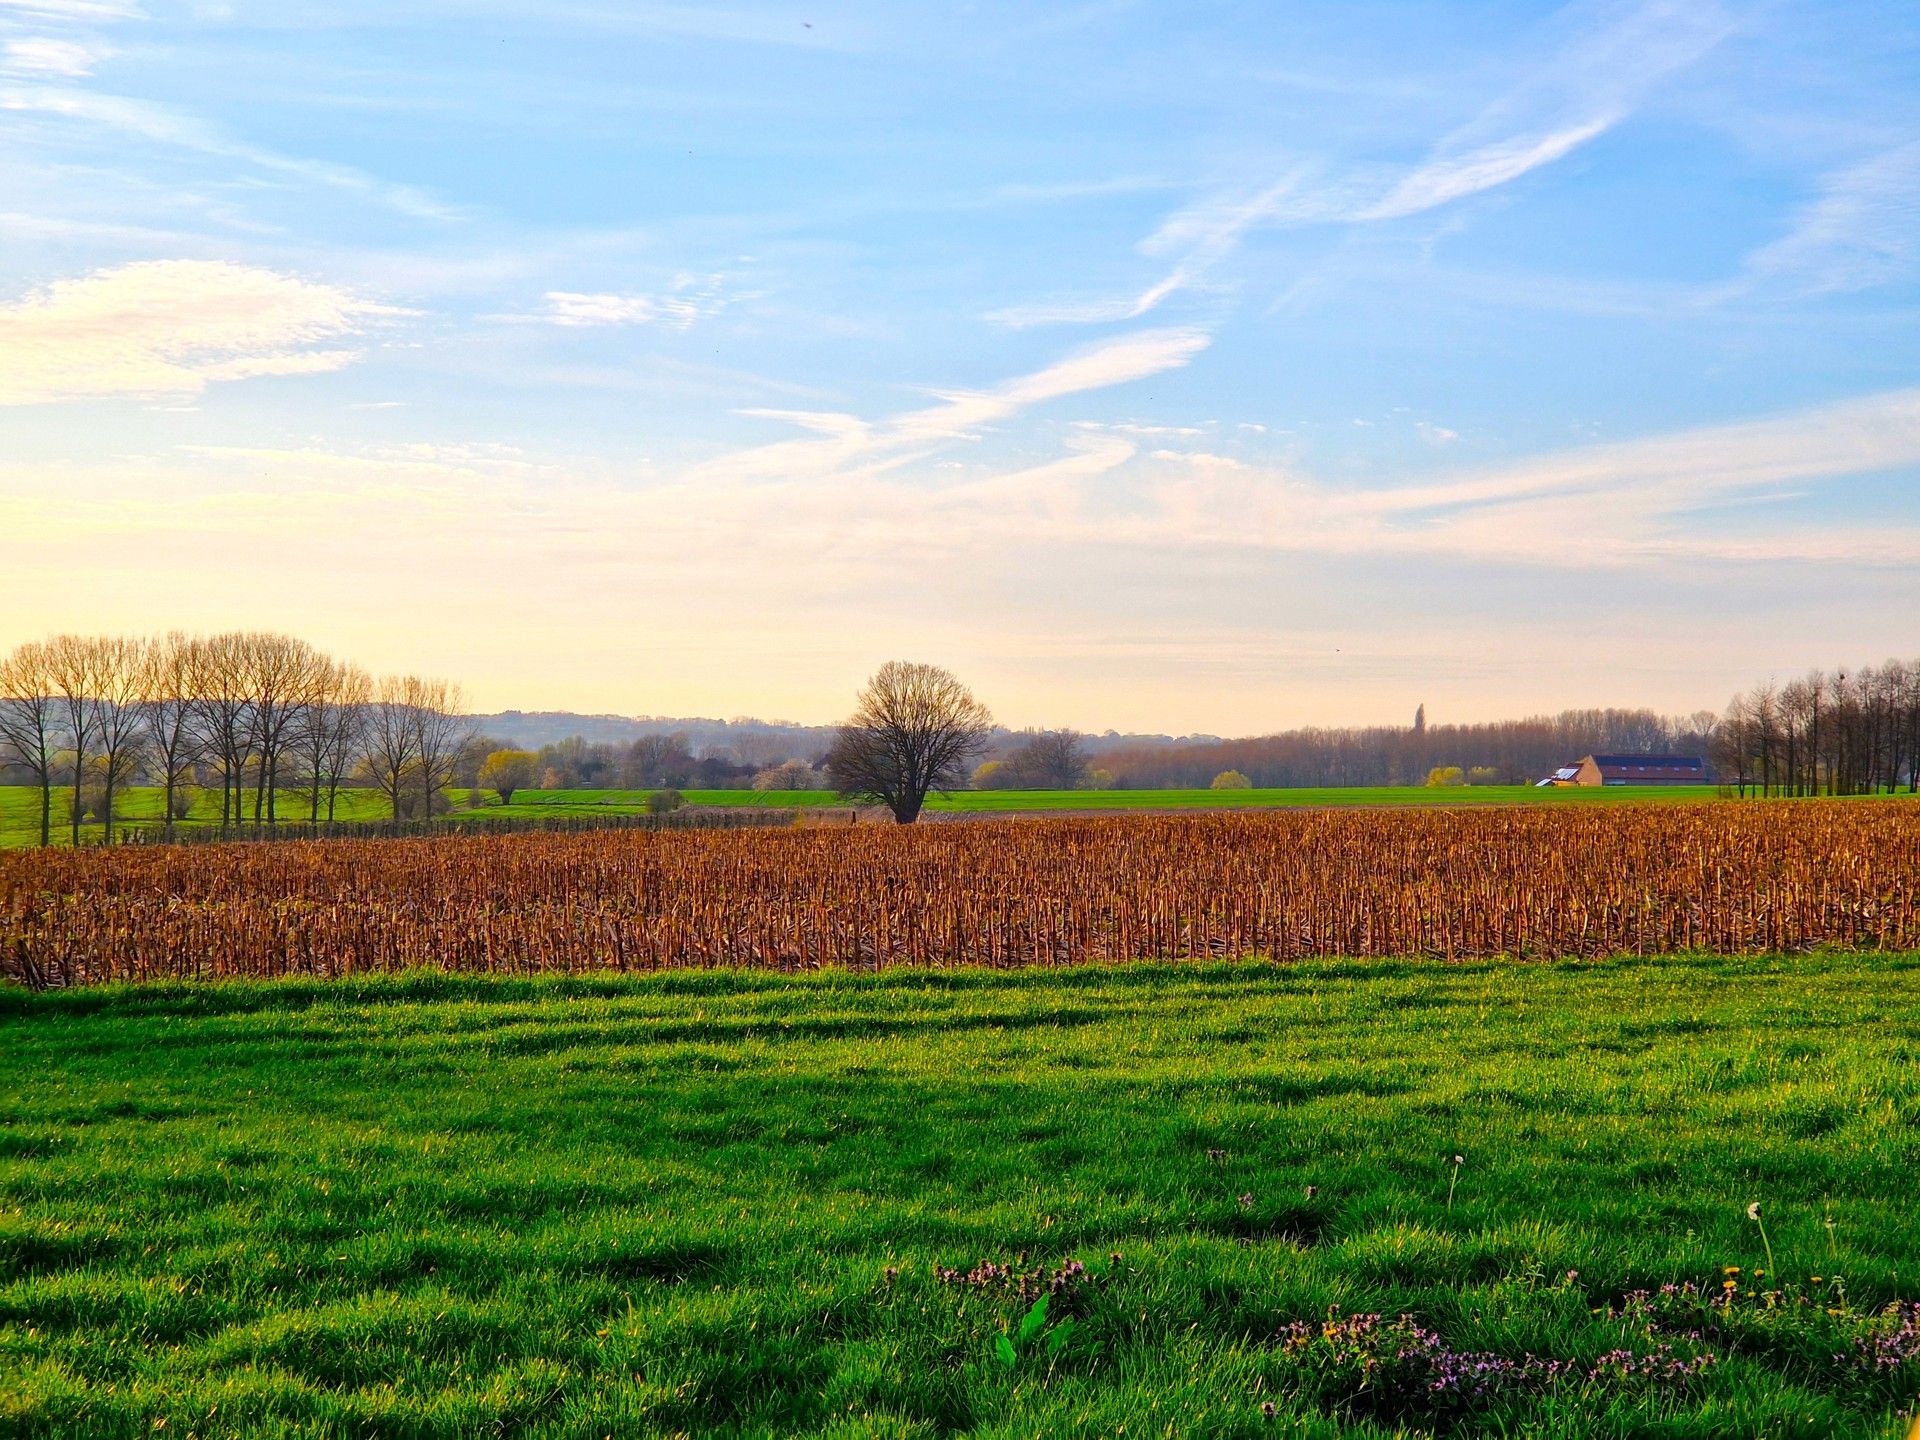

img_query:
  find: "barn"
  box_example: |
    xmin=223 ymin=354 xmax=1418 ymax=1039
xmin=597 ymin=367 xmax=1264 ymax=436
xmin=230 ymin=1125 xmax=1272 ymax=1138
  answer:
xmin=1539 ymin=754 xmax=1709 ymax=787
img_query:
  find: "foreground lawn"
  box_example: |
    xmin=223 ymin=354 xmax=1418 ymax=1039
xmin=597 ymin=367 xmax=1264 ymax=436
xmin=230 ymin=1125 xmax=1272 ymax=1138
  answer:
xmin=3 ymin=956 xmax=1917 ymax=1436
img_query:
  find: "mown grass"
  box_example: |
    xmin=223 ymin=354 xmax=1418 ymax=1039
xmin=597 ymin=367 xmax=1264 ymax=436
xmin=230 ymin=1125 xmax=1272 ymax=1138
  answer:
xmin=4 ymin=955 xmax=1918 ymax=1436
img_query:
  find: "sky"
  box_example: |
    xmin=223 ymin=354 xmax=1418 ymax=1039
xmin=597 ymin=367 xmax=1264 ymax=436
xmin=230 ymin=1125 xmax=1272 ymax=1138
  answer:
xmin=1 ymin=0 xmax=1917 ymax=735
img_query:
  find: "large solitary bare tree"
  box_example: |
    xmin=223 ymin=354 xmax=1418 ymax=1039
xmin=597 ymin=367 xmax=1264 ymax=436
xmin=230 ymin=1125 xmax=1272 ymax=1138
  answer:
xmin=825 ymin=661 xmax=991 ymax=823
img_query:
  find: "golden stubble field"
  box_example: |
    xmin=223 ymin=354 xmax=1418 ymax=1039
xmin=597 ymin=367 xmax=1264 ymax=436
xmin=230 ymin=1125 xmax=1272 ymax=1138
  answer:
xmin=4 ymin=801 xmax=1916 ymax=987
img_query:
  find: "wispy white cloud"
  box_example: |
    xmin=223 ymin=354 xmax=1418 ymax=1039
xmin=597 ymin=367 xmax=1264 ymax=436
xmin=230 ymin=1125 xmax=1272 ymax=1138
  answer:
xmin=688 ymin=384 xmax=1920 ymax=572
xmin=993 ymin=175 xmax=1320 ymax=328
xmin=12 ymin=380 xmax=1915 ymax=576
xmin=0 ymin=259 xmax=403 ymax=404
xmin=694 ymin=327 xmax=1211 ymax=483
xmin=1357 ymin=116 xmax=1615 ymax=221
xmin=0 ymin=0 xmax=140 ymax=16
xmin=1002 ymin=0 xmax=1737 ymax=327
xmin=534 ymin=274 xmax=741 ymax=329
xmin=0 ymin=85 xmax=460 ymax=219
xmin=1 ymin=36 xmax=107 ymax=75
xmin=1737 ymin=140 xmax=1920 ymax=296
xmin=1129 ymin=386 xmax=1920 ymax=567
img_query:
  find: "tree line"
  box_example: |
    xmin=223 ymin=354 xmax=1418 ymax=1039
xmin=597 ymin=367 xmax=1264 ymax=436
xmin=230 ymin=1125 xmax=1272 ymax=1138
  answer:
xmin=0 ymin=632 xmax=471 ymax=846
xmin=1091 ymin=707 xmax=1723 ymax=790
xmin=1714 ymin=658 xmax=1920 ymax=797
xmin=466 ymin=732 xmax=810 ymax=796
xmin=8 ymin=637 xmax=1918 ymax=847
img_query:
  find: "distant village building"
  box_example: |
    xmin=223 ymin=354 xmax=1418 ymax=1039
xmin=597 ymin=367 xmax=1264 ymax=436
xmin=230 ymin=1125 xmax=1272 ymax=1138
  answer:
xmin=1539 ymin=754 xmax=1709 ymax=788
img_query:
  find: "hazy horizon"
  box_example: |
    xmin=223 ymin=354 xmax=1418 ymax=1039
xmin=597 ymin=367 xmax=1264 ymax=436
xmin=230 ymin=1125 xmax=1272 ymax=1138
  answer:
xmin=3 ymin=0 xmax=1917 ymax=734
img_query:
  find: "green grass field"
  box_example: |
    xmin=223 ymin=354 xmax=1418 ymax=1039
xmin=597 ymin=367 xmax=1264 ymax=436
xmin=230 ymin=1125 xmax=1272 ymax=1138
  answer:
xmin=4 ymin=955 xmax=1917 ymax=1436
xmin=0 ymin=784 xmax=390 ymax=847
xmin=0 ymin=782 xmax=1750 ymax=847
xmin=484 ymin=784 xmax=1729 ymax=817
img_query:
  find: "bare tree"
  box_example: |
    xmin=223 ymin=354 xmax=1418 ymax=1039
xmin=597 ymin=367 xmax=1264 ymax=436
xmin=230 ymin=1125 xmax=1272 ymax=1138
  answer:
xmin=410 ymin=677 xmax=474 ymax=820
xmin=42 ymin=634 xmax=99 ymax=846
xmin=363 ymin=676 xmax=424 ymax=821
xmin=89 ymin=635 xmax=148 ymax=842
xmin=1712 ymin=693 xmax=1754 ymax=797
xmin=622 ymin=732 xmax=695 ymax=788
xmin=729 ymin=730 xmax=795 ymax=770
xmin=0 ymin=641 xmax=59 ymax=847
xmin=995 ymin=729 xmax=1091 ymax=789
xmin=1721 ymin=656 xmax=1920 ymax=798
xmin=243 ymin=633 xmax=327 ymax=824
xmin=294 ymin=659 xmax=371 ymax=823
xmin=138 ymin=632 xmax=204 ymax=838
xmin=825 ymin=661 xmax=991 ymax=823
xmin=188 ymin=632 xmax=254 ymax=826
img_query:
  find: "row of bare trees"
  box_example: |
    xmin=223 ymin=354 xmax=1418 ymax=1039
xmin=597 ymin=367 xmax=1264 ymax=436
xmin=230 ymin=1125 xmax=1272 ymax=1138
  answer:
xmin=0 ymin=632 xmax=471 ymax=845
xmin=1715 ymin=659 xmax=1920 ymax=797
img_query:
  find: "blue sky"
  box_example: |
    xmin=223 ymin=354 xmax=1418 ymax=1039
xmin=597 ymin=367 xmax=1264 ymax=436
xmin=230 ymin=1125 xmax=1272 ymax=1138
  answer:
xmin=2 ymin=0 xmax=1917 ymax=732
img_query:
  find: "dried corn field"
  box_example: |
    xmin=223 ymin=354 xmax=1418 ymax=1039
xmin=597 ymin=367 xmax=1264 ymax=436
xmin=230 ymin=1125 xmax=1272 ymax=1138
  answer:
xmin=3 ymin=803 xmax=1917 ymax=988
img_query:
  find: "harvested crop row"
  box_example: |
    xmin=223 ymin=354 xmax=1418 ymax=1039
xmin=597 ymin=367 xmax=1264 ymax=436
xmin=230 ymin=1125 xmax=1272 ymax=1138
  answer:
xmin=3 ymin=803 xmax=1916 ymax=987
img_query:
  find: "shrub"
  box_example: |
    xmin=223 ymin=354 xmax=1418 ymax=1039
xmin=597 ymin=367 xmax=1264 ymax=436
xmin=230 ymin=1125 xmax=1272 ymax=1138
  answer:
xmin=752 ymin=760 xmax=819 ymax=792
xmin=646 ymin=789 xmax=686 ymax=814
xmin=1426 ymin=766 xmax=1465 ymax=787
xmin=1210 ymin=771 xmax=1252 ymax=790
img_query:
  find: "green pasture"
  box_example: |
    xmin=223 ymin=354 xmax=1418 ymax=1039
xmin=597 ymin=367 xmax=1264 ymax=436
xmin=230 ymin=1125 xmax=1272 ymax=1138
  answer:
xmin=0 ymin=781 xmax=1757 ymax=847
xmin=925 ymin=784 xmax=1727 ymax=812
xmin=3 ymin=954 xmax=1918 ymax=1436
xmin=484 ymin=784 xmax=1729 ymax=818
xmin=0 ymin=783 xmax=389 ymax=847
xmin=8 ymin=781 xmax=1916 ymax=847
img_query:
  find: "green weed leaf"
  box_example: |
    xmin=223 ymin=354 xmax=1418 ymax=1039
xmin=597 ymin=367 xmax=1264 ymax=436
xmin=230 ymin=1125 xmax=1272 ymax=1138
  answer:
xmin=1016 ymin=1293 xmax=1049 ymax=1342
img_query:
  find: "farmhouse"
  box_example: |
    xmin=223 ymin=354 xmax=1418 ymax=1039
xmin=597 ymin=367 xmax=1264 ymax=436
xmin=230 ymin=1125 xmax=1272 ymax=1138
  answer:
xmin=1540 ymin=754 xmax=1709 ymax=787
